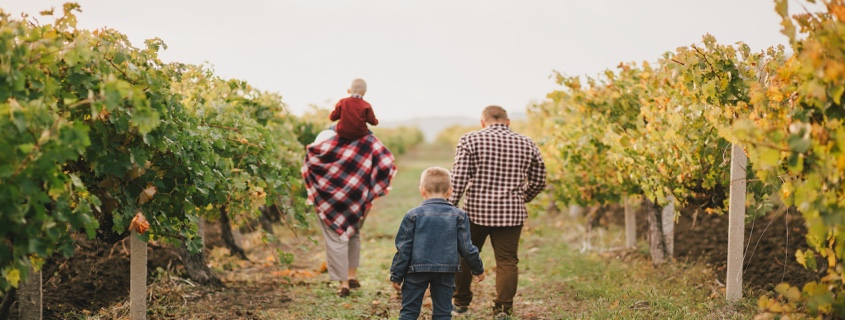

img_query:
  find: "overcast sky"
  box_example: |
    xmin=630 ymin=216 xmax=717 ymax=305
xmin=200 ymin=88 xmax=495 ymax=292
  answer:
xmin=6 ymin=1 xmax=790 ymax=121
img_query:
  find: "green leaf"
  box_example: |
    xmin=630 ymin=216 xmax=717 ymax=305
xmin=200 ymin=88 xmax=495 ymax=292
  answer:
xmin=788 ymin=135 xmax=812 ymax=153
xmin=759 ymin=148 xmax=781 ymax=168
xmin=113 ymin=52 xmax=127 ymax=65
xmin=130 ymin=108 xmax=160 ymax=134
xmin=829 ymin=85 xmax=844 ymax=105
xmin=18 ymin=143 xmax=35 ymax=154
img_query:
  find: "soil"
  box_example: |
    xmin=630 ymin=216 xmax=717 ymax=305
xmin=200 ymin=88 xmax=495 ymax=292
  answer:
xmin=601 ymin=205 xmax=817 ymax=291
xmin=7 ymin=220 xmax=293 ymax=320
xmin=4 ymin=234 xmax=181 ymax=320
xmin=672 ymin=208 xmax=817 ymax=292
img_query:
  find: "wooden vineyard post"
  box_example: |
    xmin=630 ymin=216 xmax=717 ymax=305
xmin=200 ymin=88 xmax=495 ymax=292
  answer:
xmin=726 ymin=144 xmax=747 ymax=301
xmin=18 ymin=266 xmax=42 ymax=320
xmin=130 ymin=231 xmax=147 ymax=320
xmin=661 ymin=196 xmax=675 ymax=257
xmin=624 ymin=196 xmax=636 ymax=248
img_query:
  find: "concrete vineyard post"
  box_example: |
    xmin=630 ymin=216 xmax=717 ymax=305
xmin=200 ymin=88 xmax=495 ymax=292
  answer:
xmin=726 ymin=144 xmax=747 ymax=301
xmin=569 ymin=205 xmax=586 ymax=218
xmin=661 ymin=196 xmax=675 ymax=257
xmin=130 ymin=231 xmax=147 ymax=319
xmin=18 ymin=266 xmax=42 ymax=320
xmin=624 ymin=196 xmax=636 ymax=248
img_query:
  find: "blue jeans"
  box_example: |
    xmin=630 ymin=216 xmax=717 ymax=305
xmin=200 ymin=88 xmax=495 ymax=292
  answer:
xmin=400 ymin=272 xmax=455 ymax=320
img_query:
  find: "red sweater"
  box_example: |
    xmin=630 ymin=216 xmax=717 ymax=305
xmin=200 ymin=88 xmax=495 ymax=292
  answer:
xmin=330 ymin=96 xmax=378 ymax=140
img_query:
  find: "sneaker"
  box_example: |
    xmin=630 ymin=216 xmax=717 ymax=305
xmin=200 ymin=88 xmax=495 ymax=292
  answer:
xmin=493 ymin=312 xmax=512 ymax=320
xmin=451 ymin=304 xmax=469 ymax=316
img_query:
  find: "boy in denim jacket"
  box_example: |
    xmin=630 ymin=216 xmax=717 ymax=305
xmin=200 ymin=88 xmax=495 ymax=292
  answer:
xmin=390 ymin=167 xmax=485 ymax=319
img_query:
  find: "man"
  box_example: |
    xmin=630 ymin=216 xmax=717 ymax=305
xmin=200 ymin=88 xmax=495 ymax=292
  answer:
xmin=450 ymin=105 xmax=547 ymax=319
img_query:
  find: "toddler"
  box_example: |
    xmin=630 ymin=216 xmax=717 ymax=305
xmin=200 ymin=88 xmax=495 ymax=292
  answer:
xmin=330 ymin=78 xmax=378 ymax=140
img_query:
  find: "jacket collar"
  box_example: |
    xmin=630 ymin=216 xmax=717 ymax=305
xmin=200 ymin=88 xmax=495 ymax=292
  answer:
xmin=421 ymin=198 xmax=451 ymax=206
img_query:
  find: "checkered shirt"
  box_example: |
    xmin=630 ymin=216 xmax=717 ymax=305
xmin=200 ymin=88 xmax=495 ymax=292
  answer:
xmin=302 ymin=134 xmax=397 ymax=241
xmin=448 ymin=124 xmax=546 ymax=227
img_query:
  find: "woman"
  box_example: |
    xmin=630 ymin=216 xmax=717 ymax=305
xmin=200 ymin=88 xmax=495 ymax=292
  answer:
xmin=302 ymin=129 xmax=396 ymax=296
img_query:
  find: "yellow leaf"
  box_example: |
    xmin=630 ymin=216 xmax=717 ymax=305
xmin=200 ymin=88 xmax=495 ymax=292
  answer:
xmin=837 ymin=154 xmax=845 ymax=171
xmin=767 ymin=299 xmax=783 ymax=313
xmin=827 ymin=249 xmax=836 ymax=267
xmin=775 ymin=283 xmax=790 ymax=295
xmin=795 ymin=249 xmax=806 ymax=268
xmin=758 ymin=295 xmax=769 ymax=309
xmin=784 ymin=286 xmax=801 ymax=302
xmin=5 ymin=269 xmax=21 ymax=288
xmin=767 ymin=85 xmax=784 ymax=103
xmin=28 ymin=256 xmax=44 ymax=270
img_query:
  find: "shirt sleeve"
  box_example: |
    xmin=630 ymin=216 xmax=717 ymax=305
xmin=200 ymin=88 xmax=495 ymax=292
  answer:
xmin=365 ymin=107 xmax=378 ymax=126
xmin=457 ymin=212 xmax=484 ymax=275
xmin=524 ymin=142 xmax=547 ymax=203
xmin=389 ymin=214 xmax=415 ymax=283
xmin=449 ymin=135 xmax=475 ymax=206
xmin=329 ymin=101 xmax=342 ymax=121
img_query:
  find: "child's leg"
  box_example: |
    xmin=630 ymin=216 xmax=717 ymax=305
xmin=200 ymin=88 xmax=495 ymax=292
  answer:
xmin=429 ymin=273 xmax=456 ymax=320
xmin=399 ymin=273 xmax=429 ymax=320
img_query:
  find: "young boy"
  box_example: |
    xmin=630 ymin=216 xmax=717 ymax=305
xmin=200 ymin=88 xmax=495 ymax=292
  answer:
xmin=330 ymin=78 xmax=378 ymax=140
xmin=390 ymin=167 xmax=485 ymax=319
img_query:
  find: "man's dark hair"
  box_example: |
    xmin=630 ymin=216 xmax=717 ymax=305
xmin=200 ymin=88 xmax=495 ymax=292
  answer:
xmin=482 ymin=105 xmax=509 ymax=123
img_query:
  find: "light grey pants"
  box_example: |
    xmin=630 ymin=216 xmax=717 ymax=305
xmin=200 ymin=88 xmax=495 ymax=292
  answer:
xmin=318 ymin=219 xmax=362 ymax=281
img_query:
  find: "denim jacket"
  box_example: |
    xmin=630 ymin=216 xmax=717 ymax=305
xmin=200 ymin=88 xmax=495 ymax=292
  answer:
xmin=389 ymin=198 xmax=484 ymax=283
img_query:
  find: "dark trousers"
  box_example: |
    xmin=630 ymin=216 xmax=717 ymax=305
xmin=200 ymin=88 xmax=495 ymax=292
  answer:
xmin=453 ymin=222 xmax=523 ymax=311
xmin=400 ymin=272 xmax=455 ymax=320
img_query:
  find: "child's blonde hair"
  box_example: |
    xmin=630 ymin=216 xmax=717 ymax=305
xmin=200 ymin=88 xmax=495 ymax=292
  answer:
xmin=350 ymin=79 xmax=367 ymax=95
xmin=420 ymin=167 xmax=452 ymax=195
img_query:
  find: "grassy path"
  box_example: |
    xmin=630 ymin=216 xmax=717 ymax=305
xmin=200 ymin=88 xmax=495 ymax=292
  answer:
xmin=253 ymin=143 xmax=756 ymax=319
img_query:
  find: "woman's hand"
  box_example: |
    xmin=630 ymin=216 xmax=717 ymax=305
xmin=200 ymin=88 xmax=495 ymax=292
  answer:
xmin=474 ymin=273 xmax=485 ymax=283
xmin=391 ymin=281 xmax=402 ymax=291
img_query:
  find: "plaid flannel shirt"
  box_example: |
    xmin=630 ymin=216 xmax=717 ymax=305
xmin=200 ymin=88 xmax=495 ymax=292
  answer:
xmin=302 ymin=134 xmax=396 ymax=241
xmin=448 ymin=124 xmax=546 ymax=227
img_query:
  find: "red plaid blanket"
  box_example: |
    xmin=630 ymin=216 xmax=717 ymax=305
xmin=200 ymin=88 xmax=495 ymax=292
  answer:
xmin=302 ymin=134 xmax=396 ymax=240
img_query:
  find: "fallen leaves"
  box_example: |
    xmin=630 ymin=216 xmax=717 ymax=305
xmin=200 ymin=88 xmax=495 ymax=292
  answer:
xmin=270 ymin=269 xmax=317 ymax=278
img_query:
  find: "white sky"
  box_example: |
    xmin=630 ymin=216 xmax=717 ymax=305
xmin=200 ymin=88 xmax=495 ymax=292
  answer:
xmin=5 ymin=0 xmax=790 ymax=121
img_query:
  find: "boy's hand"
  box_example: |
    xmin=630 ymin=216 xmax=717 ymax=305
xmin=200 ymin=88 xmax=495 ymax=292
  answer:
xmin=391 ymin=281 xmax=402 ymax=291
xmin=474 ymin=273 xmax=485 ymax=283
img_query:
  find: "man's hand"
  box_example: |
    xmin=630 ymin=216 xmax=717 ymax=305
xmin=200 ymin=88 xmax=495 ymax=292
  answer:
xmin=391 ymin=281 xmax=402 ymax=291
xmin=474 ymin=272 xmax=485 ymax=283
